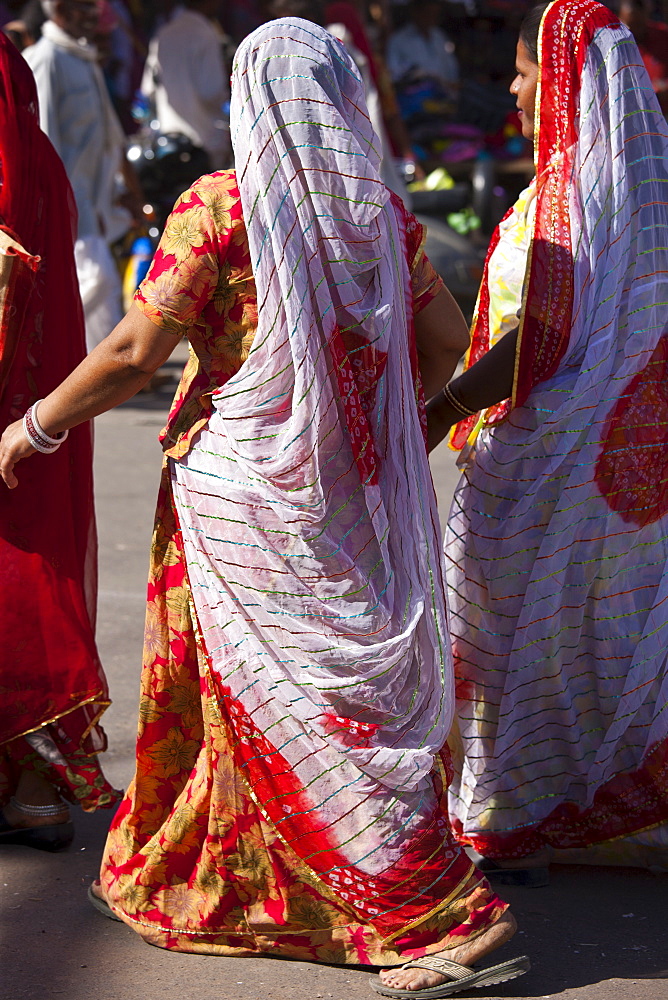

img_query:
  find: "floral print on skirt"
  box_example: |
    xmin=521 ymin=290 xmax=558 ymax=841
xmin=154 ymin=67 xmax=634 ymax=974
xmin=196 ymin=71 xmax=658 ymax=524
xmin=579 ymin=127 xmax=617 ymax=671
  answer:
xmin=99 ymin=466 xmax=507 ymax=963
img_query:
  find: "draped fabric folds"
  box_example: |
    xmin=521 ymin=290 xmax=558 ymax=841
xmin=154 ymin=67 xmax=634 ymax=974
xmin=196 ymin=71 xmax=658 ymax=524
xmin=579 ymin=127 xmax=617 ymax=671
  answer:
xmin=446 ymin=0 xmax=668 ymax=860
xmin=0 ymin=34 xmax=116 ymax=811
xmin=99 ymin=162 xmax=506 ymax=958
xmin=170 ymin=19 xmax=461 ymax=938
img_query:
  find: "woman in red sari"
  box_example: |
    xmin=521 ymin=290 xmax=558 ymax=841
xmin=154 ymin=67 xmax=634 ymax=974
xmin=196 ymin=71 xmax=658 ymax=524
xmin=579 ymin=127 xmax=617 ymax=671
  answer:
xmin=0 ymin=34 xmax=118 ymax=850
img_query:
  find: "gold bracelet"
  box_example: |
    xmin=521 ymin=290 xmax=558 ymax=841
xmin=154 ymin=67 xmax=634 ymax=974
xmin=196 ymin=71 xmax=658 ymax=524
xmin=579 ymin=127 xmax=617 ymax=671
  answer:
xmin=442 ymin=382 xmax=477 ymax=418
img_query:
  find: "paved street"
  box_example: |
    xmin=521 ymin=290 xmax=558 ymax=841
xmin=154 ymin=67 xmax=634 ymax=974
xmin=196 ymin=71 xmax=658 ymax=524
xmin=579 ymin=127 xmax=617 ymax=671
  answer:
xmin=1 ymin=349 xmax=667 ymax=1000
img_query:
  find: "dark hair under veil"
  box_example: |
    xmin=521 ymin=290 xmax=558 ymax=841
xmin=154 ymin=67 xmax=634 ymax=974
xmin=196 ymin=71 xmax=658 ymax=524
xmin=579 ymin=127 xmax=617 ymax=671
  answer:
xmin=519 ymin=1 xmax=552 ymax=61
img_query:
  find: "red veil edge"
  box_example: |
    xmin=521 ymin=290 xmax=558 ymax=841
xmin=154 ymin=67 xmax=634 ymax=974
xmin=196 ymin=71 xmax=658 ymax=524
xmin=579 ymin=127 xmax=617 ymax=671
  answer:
xmin=0 ymin=35 xmax=117 ymax=808
xmin=450 ymin=0 xmax=620 ymax=451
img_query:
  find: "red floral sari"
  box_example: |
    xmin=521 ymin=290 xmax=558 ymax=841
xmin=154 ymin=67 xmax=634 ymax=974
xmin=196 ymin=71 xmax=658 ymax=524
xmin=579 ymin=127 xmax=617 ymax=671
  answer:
xmin=0 ymin=35 xmax=118 ymax=812
xmin=98 ymin=170 xmax=507 ymax=962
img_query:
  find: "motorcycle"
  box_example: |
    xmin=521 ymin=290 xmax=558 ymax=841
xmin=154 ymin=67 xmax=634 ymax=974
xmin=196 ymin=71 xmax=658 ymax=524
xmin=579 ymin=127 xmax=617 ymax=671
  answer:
xmin=127 ymin=126 xmax=212 ymax=240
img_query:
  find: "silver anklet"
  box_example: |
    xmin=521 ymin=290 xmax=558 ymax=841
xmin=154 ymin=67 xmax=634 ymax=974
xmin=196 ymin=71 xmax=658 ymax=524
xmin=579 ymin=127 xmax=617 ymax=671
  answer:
xmin=9 ymin=796 xmax=67 ymax=817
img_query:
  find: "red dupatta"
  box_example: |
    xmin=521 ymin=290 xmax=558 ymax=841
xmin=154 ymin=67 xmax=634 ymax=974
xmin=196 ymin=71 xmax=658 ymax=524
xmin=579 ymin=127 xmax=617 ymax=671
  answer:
xmin=451 ymin=0 xmax=619 ymax=450
xmin=0 ymin=35 xmax=112 ymax=785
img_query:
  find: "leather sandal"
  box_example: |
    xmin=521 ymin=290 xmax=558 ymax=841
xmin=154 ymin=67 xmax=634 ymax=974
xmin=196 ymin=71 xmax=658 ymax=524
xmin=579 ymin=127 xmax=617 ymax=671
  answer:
xmin=0 ymin=808 xmax=74 ymax=852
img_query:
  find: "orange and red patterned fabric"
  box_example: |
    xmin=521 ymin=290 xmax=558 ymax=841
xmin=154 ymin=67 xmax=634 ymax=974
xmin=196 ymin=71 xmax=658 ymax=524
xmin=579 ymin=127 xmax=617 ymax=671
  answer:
xmin=99 ymin=164 xmax=508 ymax=959
xmin=101 ymin=467 xmax=505 ymax=961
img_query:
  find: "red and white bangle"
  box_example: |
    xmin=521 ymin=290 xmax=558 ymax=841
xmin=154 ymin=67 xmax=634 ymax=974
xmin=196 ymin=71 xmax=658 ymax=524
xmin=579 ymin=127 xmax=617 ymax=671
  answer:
xmin=22 ymin=399 xmax=68 ymax=454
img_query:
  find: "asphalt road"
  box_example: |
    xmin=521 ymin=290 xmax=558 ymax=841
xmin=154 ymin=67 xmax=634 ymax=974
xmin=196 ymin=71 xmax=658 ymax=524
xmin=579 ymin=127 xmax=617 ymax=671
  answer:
xmin=1 ymin=348 xmax=667 ymax=1000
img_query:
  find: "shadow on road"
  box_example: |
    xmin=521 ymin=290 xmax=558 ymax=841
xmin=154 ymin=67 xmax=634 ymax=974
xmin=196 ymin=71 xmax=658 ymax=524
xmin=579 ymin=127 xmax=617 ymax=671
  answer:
xmin=6 ymin=397 xmax=663 ymax=1000
xmin=1 ymin=809 xmax=666 ymax=1000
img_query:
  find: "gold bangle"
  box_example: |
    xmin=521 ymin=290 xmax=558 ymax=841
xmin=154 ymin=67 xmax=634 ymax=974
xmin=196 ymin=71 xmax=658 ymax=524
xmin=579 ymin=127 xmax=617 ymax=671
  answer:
xmin=442 ymin=382 xmax=477 ymax=418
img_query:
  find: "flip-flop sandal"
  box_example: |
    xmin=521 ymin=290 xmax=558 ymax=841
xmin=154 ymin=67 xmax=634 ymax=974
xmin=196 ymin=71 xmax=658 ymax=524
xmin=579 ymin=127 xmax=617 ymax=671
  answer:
xmin=369 ymin=954 xmax=530 ymax=998
xmin=87 ymin=883 xmax=122 ymax=922
xmin=477 ymin=856 xmax=550 ymax=887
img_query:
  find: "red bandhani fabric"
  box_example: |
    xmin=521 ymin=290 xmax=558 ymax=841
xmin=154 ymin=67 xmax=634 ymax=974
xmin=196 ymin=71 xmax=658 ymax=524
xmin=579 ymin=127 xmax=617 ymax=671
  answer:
xmin=0 ymin=35 xmax=117 ymax=810
xmin=514 ymin=0 xmax=618 ymax=407
xmin=446 ymin=0 xmax=668 ymax=861
xmin=595 ymin=333 xmax=668 ymax=526
xmin=451 ymin=0 xmax=619 ymax=453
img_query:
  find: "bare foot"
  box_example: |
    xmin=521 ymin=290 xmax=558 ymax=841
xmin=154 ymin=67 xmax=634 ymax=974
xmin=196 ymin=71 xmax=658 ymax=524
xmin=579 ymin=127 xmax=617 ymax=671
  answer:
xmin=3 ymin=771 xmax=69 ymax=829
xmin=90 ymin=880 xmax=104 ymax=901
xmin=378 ymin=910 xmax=517 ymax=992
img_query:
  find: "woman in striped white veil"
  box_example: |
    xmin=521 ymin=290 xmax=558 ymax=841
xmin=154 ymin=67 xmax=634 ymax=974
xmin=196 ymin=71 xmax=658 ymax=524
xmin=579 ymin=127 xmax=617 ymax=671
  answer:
xmin=430 ymin=0 xmax=668 ymax=881
xmin=1 ymin=17 xmax=527 ymax=998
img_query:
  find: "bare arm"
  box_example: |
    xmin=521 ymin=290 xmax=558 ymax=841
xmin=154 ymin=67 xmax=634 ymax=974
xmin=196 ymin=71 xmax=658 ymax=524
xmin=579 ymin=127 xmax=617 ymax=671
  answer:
xmin=426 ymin=326 xmax=518 ymax=452
xmin=0 ymin=283 xmax=470 ymax=488
xmin=414 ymin=284 xmax=470 ymax=401
xmin=0 ymin=304 xmax=180 ymax=488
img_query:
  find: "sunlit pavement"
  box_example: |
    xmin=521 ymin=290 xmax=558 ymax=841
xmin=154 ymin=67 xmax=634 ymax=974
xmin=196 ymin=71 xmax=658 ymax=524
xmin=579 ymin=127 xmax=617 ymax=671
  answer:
xmin=1 ymin=344 xmax=666 ymax=1000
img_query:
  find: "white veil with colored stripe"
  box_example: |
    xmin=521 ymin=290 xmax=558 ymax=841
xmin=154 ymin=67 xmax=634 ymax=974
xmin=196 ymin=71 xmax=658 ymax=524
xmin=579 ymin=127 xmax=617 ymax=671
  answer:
xmin=447 ymin=0 xmax=668 ymax=856
xmin=171 ymin=18 xmax=455 ymax=908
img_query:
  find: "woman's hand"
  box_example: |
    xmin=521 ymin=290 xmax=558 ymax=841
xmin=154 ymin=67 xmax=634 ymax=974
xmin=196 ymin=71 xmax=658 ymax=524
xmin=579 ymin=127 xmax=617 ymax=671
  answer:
xmin=425 ymin=327 xmax=520 ymax=452
xmin=0 ymin=419 xmax=35 ymax=489
xmin=1 ymin=306 xmax=180 ymax=488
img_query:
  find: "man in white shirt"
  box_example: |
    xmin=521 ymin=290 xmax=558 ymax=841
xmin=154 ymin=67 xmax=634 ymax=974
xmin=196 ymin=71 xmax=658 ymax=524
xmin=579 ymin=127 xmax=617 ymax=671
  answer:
xmin=141 ymin=0 xmax=230 ymax=169
xmin=387 ymin=0 xmax=459 ymax=94
xmin=25 ymin=0 xmax=130 ymax=351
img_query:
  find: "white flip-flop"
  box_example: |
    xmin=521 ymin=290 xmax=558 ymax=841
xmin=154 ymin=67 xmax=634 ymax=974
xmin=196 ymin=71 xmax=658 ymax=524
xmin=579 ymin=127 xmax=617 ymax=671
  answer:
xmin=369 ymin=953 xmax=530 ymax=998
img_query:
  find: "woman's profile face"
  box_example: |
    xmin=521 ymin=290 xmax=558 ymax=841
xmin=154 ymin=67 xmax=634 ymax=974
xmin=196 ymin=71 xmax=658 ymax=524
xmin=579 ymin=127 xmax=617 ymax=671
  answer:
xmin=510 ymin=38 xmax=539 ymax=140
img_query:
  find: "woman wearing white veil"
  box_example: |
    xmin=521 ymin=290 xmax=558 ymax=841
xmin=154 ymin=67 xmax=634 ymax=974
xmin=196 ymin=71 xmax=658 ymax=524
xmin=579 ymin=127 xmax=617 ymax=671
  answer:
xmin=1 ymin=16 xmax=526 ymax=1000
xmin=430 ymin=0 xmax=668 ymax=880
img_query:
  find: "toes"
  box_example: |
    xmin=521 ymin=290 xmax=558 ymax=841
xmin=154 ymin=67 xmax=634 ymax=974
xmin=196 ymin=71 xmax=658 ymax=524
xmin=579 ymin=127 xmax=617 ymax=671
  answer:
xmin=379 ymin=966 xmax=450 ymax=992
xmin=381 ymin=975 xmax=405 ymax=989
xmin=382 ymin=973 xmax=413 ymax=990
xmin=381 ymin=971 xmax=447 ymax=992
xmin=379 ymin=969 xmax=407 ymax=986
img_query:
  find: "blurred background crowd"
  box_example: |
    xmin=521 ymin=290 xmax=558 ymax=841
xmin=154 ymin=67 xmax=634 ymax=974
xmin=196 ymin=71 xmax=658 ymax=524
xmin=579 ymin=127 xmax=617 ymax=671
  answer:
xmin=3 ymin=0 xmax=668 ymax=336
